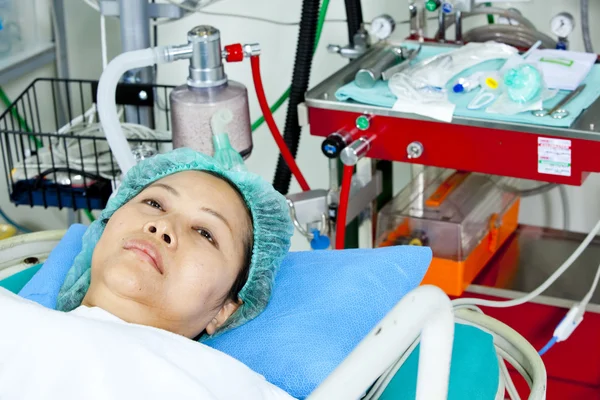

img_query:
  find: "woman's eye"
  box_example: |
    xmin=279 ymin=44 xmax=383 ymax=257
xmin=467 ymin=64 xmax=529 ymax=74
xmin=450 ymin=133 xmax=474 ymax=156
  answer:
xmin=196 ymin=228 xmax=215 ymax=244
xmin=144 ymin=199 xmax=163 ymax=210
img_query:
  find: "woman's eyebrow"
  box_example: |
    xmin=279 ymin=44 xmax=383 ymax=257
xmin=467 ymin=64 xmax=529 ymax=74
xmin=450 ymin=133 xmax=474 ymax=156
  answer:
xmin=150 ymin=183 xmax=180 ymax=197
xmin=151 ymin=182 xmax=233 ymax=234
xmin=200 ymin=207 xmax=232 ymax=234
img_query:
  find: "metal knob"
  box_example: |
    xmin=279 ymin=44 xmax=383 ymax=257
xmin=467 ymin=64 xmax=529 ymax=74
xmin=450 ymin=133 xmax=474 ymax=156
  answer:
xmin=243 ymin=43 xmax=261 ymax=57
xmin=328 ymin=44 xmax=342 ymax=54
xmin=341 ymin=137 xmax=372 ymax=166
xmin=322 ymin=132 xmax=350 ymax=159
xmin=187 ymin=25 xmax=226 ymax=88
xmin=407 ymin=141 xmax=424 ymax=159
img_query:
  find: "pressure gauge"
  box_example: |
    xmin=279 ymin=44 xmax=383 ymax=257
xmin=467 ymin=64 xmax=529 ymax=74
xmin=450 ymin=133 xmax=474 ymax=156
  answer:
xmin=370 ymin=14 xmax=396 ymax=40
xmin=551 ymin=12 xmax=575 ymax=38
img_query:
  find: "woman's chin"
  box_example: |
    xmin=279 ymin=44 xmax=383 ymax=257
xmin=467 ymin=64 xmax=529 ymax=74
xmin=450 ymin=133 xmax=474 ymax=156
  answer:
xmin=102 ymin=260 xmax=157 ymax=299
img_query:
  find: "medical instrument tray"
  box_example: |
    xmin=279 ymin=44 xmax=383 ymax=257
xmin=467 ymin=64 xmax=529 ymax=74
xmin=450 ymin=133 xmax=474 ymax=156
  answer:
xmin=305 ymin=41 xmax=600 ymax=186
xmin=376 ymin=168 xmax=520 ymax=296
xmin=0 ymin=78 xmax=174 ymax=211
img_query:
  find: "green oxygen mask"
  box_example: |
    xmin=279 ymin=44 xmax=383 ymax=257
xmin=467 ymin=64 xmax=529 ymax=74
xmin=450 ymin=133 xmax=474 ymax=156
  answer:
xmin=211 ymin=109 xmax=246 ymax=172
xmin=503 ymin=63 xmax=543 ymax=104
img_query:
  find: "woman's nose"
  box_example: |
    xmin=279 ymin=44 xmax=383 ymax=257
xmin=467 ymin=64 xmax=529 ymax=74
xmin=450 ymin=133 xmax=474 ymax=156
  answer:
xmin=143 ymin=220 xmax=177 ymax=247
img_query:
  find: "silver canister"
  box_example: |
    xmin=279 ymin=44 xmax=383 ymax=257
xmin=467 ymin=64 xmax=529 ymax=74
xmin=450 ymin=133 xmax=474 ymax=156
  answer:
xmin=355 ymin=48 xmax=403 ymax=89
xmin=170 ymin=26 xmax=253 ymax=157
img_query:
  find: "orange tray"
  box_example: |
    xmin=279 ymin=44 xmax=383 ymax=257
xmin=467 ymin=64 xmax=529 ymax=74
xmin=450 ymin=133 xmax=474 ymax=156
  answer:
xmin=379 ymin=199 xmax=520 ymax=296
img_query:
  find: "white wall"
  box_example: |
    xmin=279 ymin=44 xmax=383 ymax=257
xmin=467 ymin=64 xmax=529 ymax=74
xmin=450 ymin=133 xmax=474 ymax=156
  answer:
xmin=0 ymin=0 xmax=599 ymax=248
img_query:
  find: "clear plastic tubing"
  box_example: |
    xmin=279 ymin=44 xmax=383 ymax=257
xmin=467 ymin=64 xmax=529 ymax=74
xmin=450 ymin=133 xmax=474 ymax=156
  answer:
xmin=97 ymin=46 xmax=169 ymax=175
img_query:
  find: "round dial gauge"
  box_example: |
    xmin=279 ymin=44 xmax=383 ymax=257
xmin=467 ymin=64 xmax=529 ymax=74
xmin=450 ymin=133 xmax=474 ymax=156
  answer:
xmin=370 ymin=14 xmax=395 ymax=40
xmin=551 ymin=12 xmax=575 ymax=38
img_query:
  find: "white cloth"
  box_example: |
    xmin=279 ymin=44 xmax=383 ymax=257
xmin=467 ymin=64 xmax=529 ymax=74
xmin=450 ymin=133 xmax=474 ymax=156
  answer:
xmin=392 ymin=98 xmax=456 ymax=122
xmin=526 ymin=49 xmax=596 ymax=91
xmin=0 ymin=288 xmax=295 ymax=400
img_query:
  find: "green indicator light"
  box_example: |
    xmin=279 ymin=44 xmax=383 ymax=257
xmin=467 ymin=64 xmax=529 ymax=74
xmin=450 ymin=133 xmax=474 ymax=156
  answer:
xmin=356 ymin=115 xmax=370 ymax=130
xmin=425 ymin=0 xmax=440 ymax=12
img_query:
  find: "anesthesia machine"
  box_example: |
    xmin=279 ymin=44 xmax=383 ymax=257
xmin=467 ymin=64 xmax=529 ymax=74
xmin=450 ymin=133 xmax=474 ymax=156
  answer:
xmin=1 ymin=0 xmax=600 ymax=399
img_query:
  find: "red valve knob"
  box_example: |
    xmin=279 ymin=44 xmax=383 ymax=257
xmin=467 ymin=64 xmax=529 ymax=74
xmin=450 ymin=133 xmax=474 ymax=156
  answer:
xmin=224 ymin=43 xmax=244 ymax=62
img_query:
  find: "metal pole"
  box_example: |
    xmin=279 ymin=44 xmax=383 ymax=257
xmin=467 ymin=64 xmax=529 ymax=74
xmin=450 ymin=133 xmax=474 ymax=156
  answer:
xmin=52 ymin=0 xmax=69 ymax=80
xmin=455 ymin=11 xmax=463 ymax=43
xmin=51 ymin=0 xmax=69 ymax=128
xmin=438 ymin=9 xmax=446 ymax=42
xmin=118 ymin=0 xmax=154 ymax=127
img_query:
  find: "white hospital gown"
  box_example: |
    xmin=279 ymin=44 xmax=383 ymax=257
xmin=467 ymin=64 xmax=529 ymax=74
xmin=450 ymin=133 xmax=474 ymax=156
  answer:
xmin=0 ymin=288 xmax=295 ymax=400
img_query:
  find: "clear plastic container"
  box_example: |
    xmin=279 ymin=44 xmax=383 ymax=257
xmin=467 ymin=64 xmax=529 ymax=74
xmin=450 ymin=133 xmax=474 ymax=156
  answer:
xmin=376 ymin=168 xmax=518 ymax=261
xmin=169 ymin=81 xmax=252 ymax=158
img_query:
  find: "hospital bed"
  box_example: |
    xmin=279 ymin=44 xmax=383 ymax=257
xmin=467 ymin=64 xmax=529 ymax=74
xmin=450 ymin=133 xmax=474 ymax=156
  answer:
xmin=0 ymin=229 xmax=547 ymax=400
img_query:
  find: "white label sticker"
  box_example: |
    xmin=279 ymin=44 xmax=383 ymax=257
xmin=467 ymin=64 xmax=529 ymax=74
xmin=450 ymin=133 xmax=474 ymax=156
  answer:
xmin=538 ymin=137 xmax=571 ymax=176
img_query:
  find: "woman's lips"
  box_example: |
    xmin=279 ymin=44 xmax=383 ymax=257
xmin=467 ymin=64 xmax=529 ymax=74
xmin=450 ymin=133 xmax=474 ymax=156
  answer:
xmin=123 ymin=239 xmax=164 ymax=275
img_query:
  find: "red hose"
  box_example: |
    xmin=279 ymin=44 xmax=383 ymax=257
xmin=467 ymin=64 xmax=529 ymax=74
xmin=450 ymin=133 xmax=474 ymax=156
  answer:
xmin=335 ymin=164 xmax=354 ymax=250
xmin=250 ymin=55 xmax=311 ymax=192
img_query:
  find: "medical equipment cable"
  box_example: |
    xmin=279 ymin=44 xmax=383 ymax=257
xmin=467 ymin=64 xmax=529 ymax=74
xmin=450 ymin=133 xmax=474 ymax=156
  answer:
xmin=493 ymin=178 xmax=570 ymax=231
xmin=454 ymin=301 xmax=526 ymax=394
xmin=335 ymin=164 xmax=353 ymax=249
xmin=163 ymin=0 xmax=355 ymax=141
xmin=436 ymin=8 xmax=556 ymax=49
xmin=158 ymin=0 xmax=332 ymax=134
xmin=557 ymin=185 xmax=570 ymax=231
xmin=498 ymin=355 xmax=521 ymax=400
xmin=453 ymin=228 xmax=600 ymax=374
xmin=251 ymin=0 xmax=330 ymax=134
xmin=455 ymin=310 xmax=546 ymax=397
xmin=494 ymin=368 xmax=506 ymax=400
xmin=100 ymin=13 xmax=108 ymax=69
xmin=363 ymin=336 xmax=421 ymax=400
xmin=453 ymin=305 xmax=521 ymax=398
xmin=581 ymin=0 xmax=594 ymax=53
xmin=164 ymin=0 xmax=344 ymax=27
xmin=463 ymin=25 xmax=557 ymax=50
xmin=367 ymin=308 xmax=538 ymax=400
xmin=250 ymin=55 xmax=311 ymax=192
xmin=82 ymin=0 xmax=99 ymax=12
xmin=247 ymin=15 xmax=434 ymax=134
xmin=453 ymin=218 xmax=600 ymax=309
xmin=363 ymin=301 xmax=523 ymax=400
xmin=0 ymin=207 xmax=31 ymax=234
xmin=537 ymin=337 xmax=557 ymax=356
xmin=344 ymin=0 xmax=363 ymax=46
xmin=437 ymin=8 xmax=536 ymax=34
xmin=197 ymin=10 xmax=345 ymax=26
xmin=538 ymin=258 xmax=600 ymax=356
xmin=272 ymin=0 xmax=321 ymax=195
xmin=162 ymin=0 xmax=226 ymax=12
xmin=495 ymin=347 xmax=533 ymax=389
xmin=493 ymin=356 xmax=510 ymax=400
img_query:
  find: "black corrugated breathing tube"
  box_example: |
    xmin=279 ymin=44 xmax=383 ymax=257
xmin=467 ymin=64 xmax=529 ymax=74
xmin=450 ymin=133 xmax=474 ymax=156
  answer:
xmin=272 ymin=0 xmax=364 ymax=194
xmin=271 ymin=0 xmax=320 ymax=195
xmin=344 ymin=0 xmax=364 ymax=46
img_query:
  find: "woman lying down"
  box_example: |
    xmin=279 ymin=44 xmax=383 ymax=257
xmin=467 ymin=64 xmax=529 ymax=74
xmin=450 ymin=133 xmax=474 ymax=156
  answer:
xmin=0 ymin=148 xmax=296 ymax=399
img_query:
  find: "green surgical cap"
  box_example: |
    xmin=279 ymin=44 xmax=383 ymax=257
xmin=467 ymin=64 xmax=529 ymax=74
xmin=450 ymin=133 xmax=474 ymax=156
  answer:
xmin=56 ymin=147 xmax=294 ymax=336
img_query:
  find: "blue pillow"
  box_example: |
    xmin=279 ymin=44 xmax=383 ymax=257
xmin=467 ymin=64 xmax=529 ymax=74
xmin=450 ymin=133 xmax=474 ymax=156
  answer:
xmin=204 ymin=247 xmax=432 ymax=399
xmin=17 ymin=227 xmax=432 ymax=399
xmin=19 ymin=224 xmax=88 ymax=308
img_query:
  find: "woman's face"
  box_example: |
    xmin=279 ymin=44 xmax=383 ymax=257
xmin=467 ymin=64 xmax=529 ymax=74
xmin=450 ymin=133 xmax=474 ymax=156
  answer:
xmin=83 ymin=171 xmax=252 ymax=338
